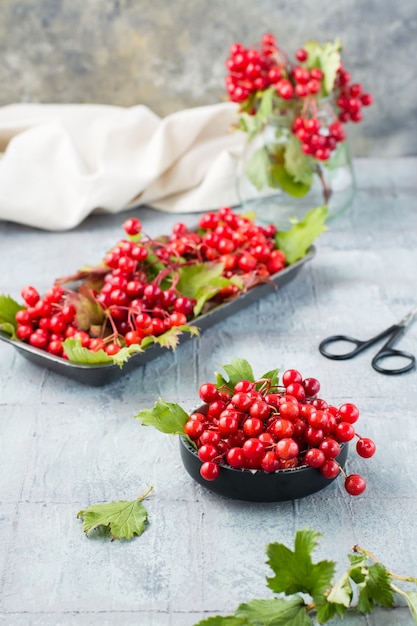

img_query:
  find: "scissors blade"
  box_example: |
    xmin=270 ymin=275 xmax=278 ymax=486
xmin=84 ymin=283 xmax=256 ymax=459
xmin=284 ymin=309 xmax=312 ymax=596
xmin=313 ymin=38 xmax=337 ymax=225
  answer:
xmin=398 ymin=308 xmax=417 ymax=328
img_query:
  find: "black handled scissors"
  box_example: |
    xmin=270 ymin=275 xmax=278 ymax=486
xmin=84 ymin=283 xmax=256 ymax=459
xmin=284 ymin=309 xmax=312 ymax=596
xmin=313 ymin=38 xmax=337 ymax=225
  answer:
xmin=319 ymin=308 xmax=417 ymax=375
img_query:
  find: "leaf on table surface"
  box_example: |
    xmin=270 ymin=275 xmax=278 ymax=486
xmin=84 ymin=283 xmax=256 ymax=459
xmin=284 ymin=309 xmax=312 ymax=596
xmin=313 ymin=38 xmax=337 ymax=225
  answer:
xmin=77 ymin=487 xmax=153 ymax=541
xmin=275 ymin=205 xmax=328 ymax=265
xmin=0 ymin=294 xmax=22 ymax=336
xmin=266 ymin=529 xmax=335 ymax=604
xmin=135 ymin=399 xmax=190 ymax=436
xmin=194 ymin=617 xmax=248 ymax=626
xmin=356 ymin=562 xmax=395 ymax=613
xmin=236 ymin=596 xmax=312 ymax=625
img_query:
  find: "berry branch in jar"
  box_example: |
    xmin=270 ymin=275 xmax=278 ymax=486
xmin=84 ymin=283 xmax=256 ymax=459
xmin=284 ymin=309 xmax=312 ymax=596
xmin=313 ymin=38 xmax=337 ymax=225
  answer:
xmin=225 ymin=33 xmax=373 ymax=202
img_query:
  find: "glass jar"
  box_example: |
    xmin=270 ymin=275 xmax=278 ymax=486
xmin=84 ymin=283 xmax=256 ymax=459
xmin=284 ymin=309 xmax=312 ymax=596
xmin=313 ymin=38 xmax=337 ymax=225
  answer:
xmin=236 ymin=112 xmax=356 ymax=229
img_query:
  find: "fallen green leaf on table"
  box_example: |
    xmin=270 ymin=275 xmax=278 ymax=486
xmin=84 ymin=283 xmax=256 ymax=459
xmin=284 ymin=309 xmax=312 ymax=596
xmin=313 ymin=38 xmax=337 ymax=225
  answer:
xmin=77 ymin=486 xmax=153 ymax=541
xmin=193 ymin=528 xmax=417 ymax=625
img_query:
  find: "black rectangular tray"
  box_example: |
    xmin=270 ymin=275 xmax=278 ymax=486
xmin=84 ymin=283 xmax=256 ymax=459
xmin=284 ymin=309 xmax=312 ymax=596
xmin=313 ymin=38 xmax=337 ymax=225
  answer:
xmin=0 ymin=246 xmax=315 ymax=386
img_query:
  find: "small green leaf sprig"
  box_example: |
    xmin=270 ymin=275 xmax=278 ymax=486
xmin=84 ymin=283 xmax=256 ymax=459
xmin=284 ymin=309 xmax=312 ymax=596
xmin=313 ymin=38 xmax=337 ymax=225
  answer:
xmin=194 ymin=529 xmax=417 ymax=625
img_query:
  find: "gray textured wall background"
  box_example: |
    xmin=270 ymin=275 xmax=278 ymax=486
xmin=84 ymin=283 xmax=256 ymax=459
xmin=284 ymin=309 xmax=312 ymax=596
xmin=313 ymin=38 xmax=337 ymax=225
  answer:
xmin=1 ymin=0 xmax=416 ymax=157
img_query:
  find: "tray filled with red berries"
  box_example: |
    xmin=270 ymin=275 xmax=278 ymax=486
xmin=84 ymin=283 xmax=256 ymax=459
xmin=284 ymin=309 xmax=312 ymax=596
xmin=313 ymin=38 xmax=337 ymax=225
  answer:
xmin=0 ymin=206 xmax=326 ymax=386
xmin=135 ymin=359 xmax=376 ymax=502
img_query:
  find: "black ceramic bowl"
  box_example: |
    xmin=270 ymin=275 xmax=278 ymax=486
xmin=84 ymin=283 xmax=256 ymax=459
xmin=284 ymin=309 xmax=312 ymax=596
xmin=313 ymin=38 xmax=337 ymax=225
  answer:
xmin=179 ymin=417 xmax=348 ymax=503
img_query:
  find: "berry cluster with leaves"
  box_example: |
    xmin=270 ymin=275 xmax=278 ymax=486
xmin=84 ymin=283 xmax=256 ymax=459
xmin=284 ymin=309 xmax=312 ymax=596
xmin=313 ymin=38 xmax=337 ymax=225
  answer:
xmin=1 ymin=206 xmax=328 ymax=366
xmin=225 ymin=32 xmax=372 ymax=163
xmin=183 ymin=360 xmax=375 ymax=495
xmin=136 ymin=359 xmax=375 ymax=497
xmin=194 ymin=529 xmax=417 ymax=625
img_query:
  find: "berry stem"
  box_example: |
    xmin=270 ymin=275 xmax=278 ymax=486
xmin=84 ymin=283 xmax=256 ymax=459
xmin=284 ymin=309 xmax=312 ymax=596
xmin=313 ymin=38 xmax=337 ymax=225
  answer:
xmin=353 ymin=545 xmax=417 ymax=583
xmin=314 ymin=164 xmax=332 ymax=204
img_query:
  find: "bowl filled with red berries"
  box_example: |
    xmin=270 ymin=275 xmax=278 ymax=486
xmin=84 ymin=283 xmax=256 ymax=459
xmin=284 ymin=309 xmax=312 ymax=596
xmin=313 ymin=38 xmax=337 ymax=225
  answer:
xmin=135 ymin=358 xmax=376 ymax=502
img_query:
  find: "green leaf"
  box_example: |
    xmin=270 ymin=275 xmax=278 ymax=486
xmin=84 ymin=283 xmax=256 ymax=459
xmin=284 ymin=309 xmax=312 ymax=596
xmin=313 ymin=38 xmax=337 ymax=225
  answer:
xmin=356 ymin=562 xmax=395 ymax=614
xmin=284 ymin=137 xmax=314 ymax=187
xmin=304 ymin=39 xmax=342 ymax=95
xmin=366 ymin=563 xmax=395 ymax=609
xmin=236 ymin=596 xmax=312 ymax=625
xmin=275 ymin=205 xmax=328 ymax=265
xmin=270 ymin=161 xmax=312 ymax=198
xmin=66 ymin=286 xmax=105 ymax=331
xmin=77 ymin=487 xmax=153 ymax=541
xmin=215 ymin=358 xmax=255 ymax=392
xmin=62 ymin=339 xmax=116 ymax=364
xmin=152 ymin=324 xmax=200 ymax=350
xmin=266 ymin=529 xmax=335 ymax=604
xmin=315 ymin=601 xmax=337 ymax=624
xmin=246 ymin=146 xmax=276 ymax=191
xmin=194 ymin=617 xmax=248 ymax=626
xmin=177 ymin=262 xmax=242 ymax=314
xmin=260 ymin=368 xmax=280 ymax=390
xmin=134 ymin=399 xmax=190 ymax=436
xmin=0 ymin=294 xmax=23 ymax=337
xmin=405 ymin=591 xmax=417 ymax=624
xmin=326 ymin=571 xmax=352 ymax=607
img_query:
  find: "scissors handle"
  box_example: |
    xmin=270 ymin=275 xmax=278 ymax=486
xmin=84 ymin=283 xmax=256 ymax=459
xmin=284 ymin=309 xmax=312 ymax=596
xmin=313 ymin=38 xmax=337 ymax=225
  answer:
xmin=318 ymin=334 xmax=369 ymax=360
xmin=371 ymin=326 xmax=416 ymax=375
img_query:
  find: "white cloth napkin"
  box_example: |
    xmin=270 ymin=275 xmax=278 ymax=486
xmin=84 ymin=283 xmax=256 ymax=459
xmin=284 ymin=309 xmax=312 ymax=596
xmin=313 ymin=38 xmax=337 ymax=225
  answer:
xmin=0 ymin=102 xmax=245 ymax=231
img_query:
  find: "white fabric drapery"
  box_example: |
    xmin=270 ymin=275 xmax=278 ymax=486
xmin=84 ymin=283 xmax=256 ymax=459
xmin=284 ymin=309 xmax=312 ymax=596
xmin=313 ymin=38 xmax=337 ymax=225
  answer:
xmin=0 ymin=101 xmax=245 ymax=231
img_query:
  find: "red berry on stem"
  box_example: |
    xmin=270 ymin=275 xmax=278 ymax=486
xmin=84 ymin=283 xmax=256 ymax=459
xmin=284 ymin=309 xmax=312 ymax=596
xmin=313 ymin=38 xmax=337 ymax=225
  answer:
xmin=345 ymin=473 xmax=366 ymax=495
xmin=356 ymin=437 xmax=376 ymax=458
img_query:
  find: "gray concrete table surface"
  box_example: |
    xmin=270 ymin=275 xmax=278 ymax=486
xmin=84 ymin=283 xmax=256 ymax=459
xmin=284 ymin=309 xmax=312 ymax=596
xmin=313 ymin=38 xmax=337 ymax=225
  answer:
xmin=0 ymin=157 xmax=416 ymax=626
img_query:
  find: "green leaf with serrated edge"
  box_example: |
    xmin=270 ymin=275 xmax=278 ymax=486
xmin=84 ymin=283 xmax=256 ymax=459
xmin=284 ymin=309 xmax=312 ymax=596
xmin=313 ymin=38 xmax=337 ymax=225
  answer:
xmin=366 ymin=562 xmax=395 ymax=608
xmin=193 ymin=276 xmax=243 ymax=317
xmin=304 ymin=39 xmax=342 ymax=96
xmin=326 ymin=571 xmax=353 ymax=608
xmin=405 ymin=591 xmax=417 ymax=624
xmin=245 ymin=146 xmax=274 ymax=191
xmin=348 ymin=566 xmax=366 ymax=585
xmin=355 ymin=562 xmax=395 ymax=614
xmin=177 ymin=262 xmax=230 ymax=301
xmin=0 ymin=295 xmax=23 ymax=336
xmin=66 ymin=286 xmax=105 ymax=331
xmin=270 ymin=161 xmax=312 ymax=198
xmin=135 ymin=399 xmax=189 ymax=436
xmin=347 ymin=553 xmax=367 ymax=568
xmin=275 ymin=205 xmax=328 ymax=265
xmin=259 ymin=368 xmax=280 ymax=390
xmin=62 ymin=339 xmax=115 ymax=364
xmin=215 ymin=358 xmax=255 ymax=392
xmin=266 ymin=529 xmax=335 ymax=604
xmin=77 ymin=488 xmax=152 ymax=541
xmin=315 ymin=601 xmax=337 ymax=624
xmin=236 ymin=596 xmax=312 ymax=626
xmin=194 ymin=617 xmax=248 ymax=626
xmin=284 ymin=136 xmax=314 ymax=186
xmin=151 ymin=324 xmax=200 ymax=351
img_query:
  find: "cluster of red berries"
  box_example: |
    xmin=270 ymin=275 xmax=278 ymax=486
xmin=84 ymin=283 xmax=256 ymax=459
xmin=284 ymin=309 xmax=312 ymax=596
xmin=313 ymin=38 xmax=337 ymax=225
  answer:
xmin=225 ymin=33 xmax=324 ymax=103
xmin=184 ymin=368 xmax=376 ymax=496
xmin=225 ymin=33 xmax=372 ymax=162
xmin=13 ymin=208 xmax=287 ymax=360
